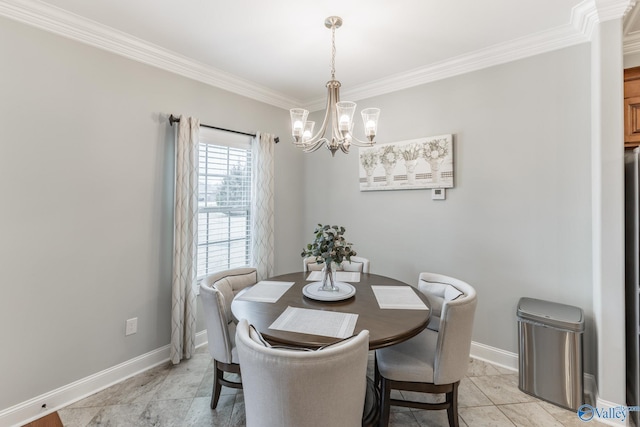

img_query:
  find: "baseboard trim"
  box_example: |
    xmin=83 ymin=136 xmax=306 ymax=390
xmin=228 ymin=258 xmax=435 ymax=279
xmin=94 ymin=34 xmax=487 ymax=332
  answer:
xmin=0 ymin=331 xmax=208 ymax=427
xmin=470 ymin=340 xmax=519 ymax=372
xmin=592 ymin=395 xmax=630 ymax=426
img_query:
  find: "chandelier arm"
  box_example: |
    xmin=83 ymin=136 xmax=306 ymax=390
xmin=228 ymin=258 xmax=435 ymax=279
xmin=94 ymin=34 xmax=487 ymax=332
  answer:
xmin=303 ymin=138 xmax=329 ymax=153
xmin=348 ymin=136 xmax=375 ymax=147
xmin=293 ymin=140 xmax=313 ymax=148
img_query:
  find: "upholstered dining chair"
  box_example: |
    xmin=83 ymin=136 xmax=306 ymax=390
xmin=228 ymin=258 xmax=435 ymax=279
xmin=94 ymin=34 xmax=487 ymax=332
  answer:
xmin=203 ymin=267 xmax=258 ymax=322
xmin=302 ymin=256 xmax=325 ymax=272
xmin=340 ymin=256 xmax=370 ymax=273
xmin=199 ymin=267 xmax=257 ymax=409
xmin=302 ymin=256 xmax=371 ymax=273
xmin=235 ymin=318 xmax=370 ymax=427
xmin=375 ymin=272 xmax=477 ymax=427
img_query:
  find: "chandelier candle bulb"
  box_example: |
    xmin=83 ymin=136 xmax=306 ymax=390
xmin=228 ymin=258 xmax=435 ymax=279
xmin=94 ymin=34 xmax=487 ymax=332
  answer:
xmin=303 ymin=121 xmax=315 ymax=141
xmin=290 ymin=108 xmax=309 ymax=140
xmin=361 ymin=108 xmax=380 ymax=140
xmin=365 ymin=120 xmax=376 ymax=136
xmin=339 ymin=115 xmax=350 ymax=131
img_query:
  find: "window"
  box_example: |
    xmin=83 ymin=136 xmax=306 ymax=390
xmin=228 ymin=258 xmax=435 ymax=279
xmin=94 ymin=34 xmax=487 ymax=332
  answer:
xmin=197 ymin=128 xmax=252 ymax=278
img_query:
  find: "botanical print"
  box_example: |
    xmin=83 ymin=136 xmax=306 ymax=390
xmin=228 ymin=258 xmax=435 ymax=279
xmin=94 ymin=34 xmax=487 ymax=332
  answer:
xmin=358 ymin=134 xmax=453 ymax=191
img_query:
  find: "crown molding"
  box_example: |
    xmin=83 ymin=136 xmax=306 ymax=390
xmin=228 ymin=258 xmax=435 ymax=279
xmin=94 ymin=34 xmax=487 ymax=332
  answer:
xmin=595 ymin=0 xmax=636 ymax=22
xmin=0 ymin=0 xmax=605 ymax=113
xmin=0 ymin=0 xmax=300 ymax=109
xmin=304 ymin=20 xmax=591 ymax=110
xmin=304 ymin=0 xmax=599 ymax=110
xmin=623 ymin=0 xmax=640 ymax=54
xmin=571 ymin=0 xmax=600 ymax=38
xmin=625 ymin=31 xmax=640 ymax=54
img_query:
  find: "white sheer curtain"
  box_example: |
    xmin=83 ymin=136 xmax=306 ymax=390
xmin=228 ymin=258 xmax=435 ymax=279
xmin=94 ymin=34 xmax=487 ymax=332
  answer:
xmin=170 ymin=116 xmax=199 ymax=364
xmin=251 ymin=132 xmax=275 ymax=280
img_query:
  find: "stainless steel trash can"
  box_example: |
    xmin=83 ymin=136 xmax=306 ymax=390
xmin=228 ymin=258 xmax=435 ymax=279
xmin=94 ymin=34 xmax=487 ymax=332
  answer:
xmin=517 ymin=297 xmax=584 ymax=411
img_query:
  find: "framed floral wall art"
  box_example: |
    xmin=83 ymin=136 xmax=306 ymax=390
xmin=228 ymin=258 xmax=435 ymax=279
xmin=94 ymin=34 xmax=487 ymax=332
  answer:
xmin=358 ymin=134 xmax=454 ymax=191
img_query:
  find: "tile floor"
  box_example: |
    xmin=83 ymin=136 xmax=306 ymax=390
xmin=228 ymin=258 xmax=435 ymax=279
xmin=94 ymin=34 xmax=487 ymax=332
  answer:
xmin=57 ymin=346 xmax=602 ymax=427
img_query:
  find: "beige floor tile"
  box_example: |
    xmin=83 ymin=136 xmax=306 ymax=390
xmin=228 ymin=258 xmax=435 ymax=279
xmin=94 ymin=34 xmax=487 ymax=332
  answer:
xmin=229 ymin=393 xmax=246 ymax=427
xmin=86 ymin=402 xmax=149 ymax=427
xmin=165 ymin=352 xmax=211 ymax=379
xmin=536 ymin=400 xmax=609 ymax=427
xmin=152 ymin=371 xmax=204 ymax=401
xmin=137 ymin=398 xmax=193 ymax=427
xmin=412 ymin=408 xmax=468 ymax=427
xmin=67 ymin=383 xmax=126 ymax=409
xmin=388 ymin=408 xmax=421 ymax=426
xmin=398 ymin=389 xmax=445 ymax=405
xmin=470 ymin=375 xmax=538 ymax=405
xmin=57 ymin=407 xmax=102 ymax=427
xmin=459 ymin=377 xmax=494 ymax=407
xmin=183 ymin=395 xmax=236 ymax=426
xmin=459 ymin=405 xmax=516 ymax=426
xmin=467 ymin=358 xmax=502 ymax=377
xmin=498 ymin=402 xmax=565 ymax=427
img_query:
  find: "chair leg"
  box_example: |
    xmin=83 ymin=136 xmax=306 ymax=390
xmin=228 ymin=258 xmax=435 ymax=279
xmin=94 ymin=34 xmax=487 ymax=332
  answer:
xmin=379 ymin=377 xmax=391 ymax=427
xmin=210 ymin=366 xmax=223 ymax=409
xmin=374 ymin=353 xmax=380 ymax=388
xmin=446 ymin=381 xmax=459 ymax=427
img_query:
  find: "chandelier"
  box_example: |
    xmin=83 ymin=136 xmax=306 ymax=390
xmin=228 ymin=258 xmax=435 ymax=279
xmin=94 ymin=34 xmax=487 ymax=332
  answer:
xmin=290 ymin=16 xmax=380 ymax=156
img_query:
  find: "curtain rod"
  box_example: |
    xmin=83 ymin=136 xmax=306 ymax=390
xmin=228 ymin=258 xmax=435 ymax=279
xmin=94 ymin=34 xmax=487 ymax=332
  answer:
xmin=168 ymin=114 xmax=279 ymax=143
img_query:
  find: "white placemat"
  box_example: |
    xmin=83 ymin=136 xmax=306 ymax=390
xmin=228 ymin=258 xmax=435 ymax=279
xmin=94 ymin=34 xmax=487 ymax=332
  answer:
xmin=235 ymin=281 xmax=295 ymax=303
xmin=269 ymin=306 xmax=358 ymax=338
xmin=306 ymin=271 xmax=361 ymax=282
xmin=372 ymin=285 xmax=429 ymax=310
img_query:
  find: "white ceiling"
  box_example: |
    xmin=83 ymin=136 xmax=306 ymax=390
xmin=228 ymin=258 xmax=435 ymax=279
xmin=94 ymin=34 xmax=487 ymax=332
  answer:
xmin=2 ymin=0 xmax=639 ymax=109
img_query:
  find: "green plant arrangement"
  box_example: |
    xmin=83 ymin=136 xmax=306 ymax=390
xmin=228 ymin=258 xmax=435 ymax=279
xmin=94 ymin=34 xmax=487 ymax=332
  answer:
xmin=301 ymin=224 xmax=357 ymax=267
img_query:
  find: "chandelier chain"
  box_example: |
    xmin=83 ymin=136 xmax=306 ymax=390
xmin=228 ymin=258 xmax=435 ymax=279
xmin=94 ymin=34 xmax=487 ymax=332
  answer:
xmin=331 ymin=24 xmax=336 ymax=80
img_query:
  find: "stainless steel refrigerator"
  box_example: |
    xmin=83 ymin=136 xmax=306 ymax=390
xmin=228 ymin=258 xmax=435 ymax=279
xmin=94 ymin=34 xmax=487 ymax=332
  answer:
xmin=625 ymin=147 xmax=640 ymax=427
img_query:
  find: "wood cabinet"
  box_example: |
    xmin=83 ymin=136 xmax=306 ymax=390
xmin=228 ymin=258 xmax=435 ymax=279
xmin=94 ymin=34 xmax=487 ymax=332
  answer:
xmin=625 ymin=67 xmax=640 ymax=148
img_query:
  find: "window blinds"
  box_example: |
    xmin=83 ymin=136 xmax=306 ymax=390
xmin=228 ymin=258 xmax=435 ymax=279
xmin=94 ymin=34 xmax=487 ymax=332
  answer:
xmin=197 ymin=128 xmax=252 ymax=278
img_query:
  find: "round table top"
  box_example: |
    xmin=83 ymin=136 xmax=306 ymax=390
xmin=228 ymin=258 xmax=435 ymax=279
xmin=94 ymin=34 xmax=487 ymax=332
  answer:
xmin=231 ymin=271 xmax=431 ymax=350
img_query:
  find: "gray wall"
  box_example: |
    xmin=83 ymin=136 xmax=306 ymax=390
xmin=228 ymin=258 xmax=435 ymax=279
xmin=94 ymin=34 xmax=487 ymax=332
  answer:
xmin=0 ymin=16 xmax=301 ymax=410
xmin=302 ymin=44 xmax=594 ymax=368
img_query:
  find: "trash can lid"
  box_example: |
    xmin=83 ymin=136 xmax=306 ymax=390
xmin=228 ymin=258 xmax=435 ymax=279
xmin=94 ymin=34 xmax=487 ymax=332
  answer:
xmin=517 ymin=297 xmax=584 ymax=332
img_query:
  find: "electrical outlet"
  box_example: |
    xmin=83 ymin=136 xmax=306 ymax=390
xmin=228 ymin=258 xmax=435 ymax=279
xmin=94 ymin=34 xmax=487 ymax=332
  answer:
xmin=125 ymin=317 xmax=138 ymax=336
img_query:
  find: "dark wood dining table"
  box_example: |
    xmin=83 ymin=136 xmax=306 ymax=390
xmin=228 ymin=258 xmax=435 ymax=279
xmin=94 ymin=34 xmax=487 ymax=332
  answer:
xmin=230 ymin=271 xmax=431 ymax=350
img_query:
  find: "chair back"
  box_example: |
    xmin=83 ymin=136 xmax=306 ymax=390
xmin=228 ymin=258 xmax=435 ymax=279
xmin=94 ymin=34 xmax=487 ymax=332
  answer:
xmin=418 ymin=272 xmax=477 ymax=385
xmin=202 ymin=267 xmax=257 ymax=323
xmin=303 ymin=256 xmax=371 ymax=273
xmin=199 ymin=282 xmax=235 ymax=364
xmin=236 ymin=319 xmax=370 ymax=427
xmin=302 ymin=256 xmax=324 ymax=272
xmin=340 ymin=256 xmax=370 ymax=273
